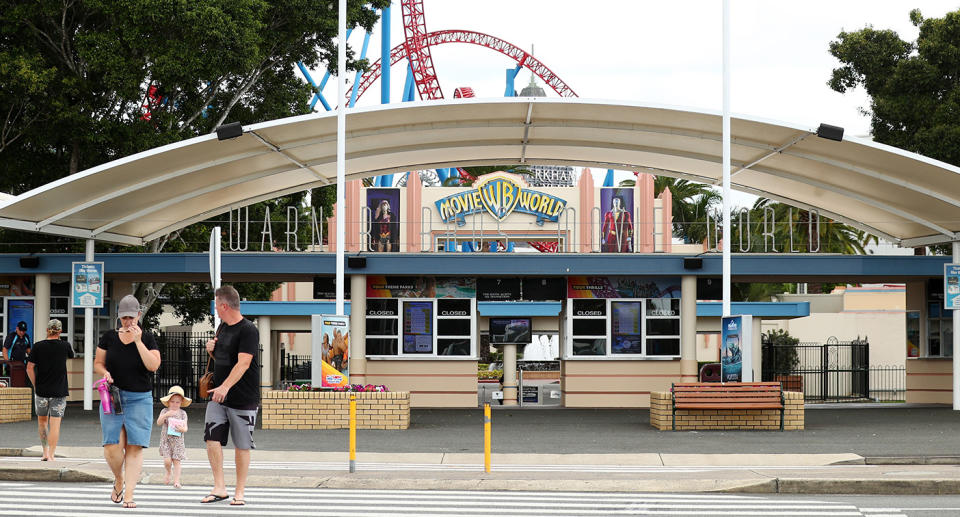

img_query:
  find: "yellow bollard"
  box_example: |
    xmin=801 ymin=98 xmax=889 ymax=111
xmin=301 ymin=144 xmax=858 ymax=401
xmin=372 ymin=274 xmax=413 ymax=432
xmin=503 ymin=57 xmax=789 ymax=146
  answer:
xmin=349 ymin=394 xmax=357 ymax=473
xmin=483 ymin=403 xmax=491 ymax=473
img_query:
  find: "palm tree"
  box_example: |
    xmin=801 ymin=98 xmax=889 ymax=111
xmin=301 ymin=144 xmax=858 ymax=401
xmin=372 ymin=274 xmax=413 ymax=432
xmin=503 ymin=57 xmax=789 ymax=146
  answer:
xmin=619 ymin=176 xmax=721 ymax=243
xmin=745 ymin=198 xmax=870 ymax=254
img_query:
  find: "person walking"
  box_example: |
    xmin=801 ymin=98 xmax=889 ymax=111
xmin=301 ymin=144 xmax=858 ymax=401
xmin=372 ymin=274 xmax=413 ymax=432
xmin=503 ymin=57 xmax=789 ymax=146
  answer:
xmin=26 ymin=319 xmax=73 ymax=461
xmin=201 ymin=285 xmax=260 ymax=507
xmin=157 ymin=385 xmax=190 ymax=489
xmin=94 ymin=294 xmax=161 ymax=509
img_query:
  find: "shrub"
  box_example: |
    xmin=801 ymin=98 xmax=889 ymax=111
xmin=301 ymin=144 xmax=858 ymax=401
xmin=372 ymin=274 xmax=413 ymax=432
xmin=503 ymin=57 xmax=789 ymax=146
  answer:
xmin=478 ymin=369 xmax=503 ymax=380
xmin=762 ymin=329 xmax=800 ymax=375
xmin=285 ymin=383 xmax=389 ymax=392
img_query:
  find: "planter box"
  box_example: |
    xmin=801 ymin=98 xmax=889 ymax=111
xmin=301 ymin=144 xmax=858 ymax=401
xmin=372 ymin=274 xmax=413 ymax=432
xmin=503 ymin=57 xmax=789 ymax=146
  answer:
xmin=261 ymin=390 xmax=410 ymax=430
xmin=0 ymin=388 xmax=31 ymax=423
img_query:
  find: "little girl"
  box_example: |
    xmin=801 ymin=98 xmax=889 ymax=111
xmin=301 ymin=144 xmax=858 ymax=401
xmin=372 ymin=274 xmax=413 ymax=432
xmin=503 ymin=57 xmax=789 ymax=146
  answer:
xmin=157 ymin=385 xmax=190 ymax=488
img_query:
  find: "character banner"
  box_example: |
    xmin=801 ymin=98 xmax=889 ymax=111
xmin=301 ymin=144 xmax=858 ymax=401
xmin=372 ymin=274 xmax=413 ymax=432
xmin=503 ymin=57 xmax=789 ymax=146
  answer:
xmin=367 ymin=276 xmax=476 ymax=299
xmin=367 ymin=188 xmax=400 ymax=252
xmin=721 ymin=315 xmax=753 ymax=382
xmin=311 ymin=314 xmax=349 ymax=388
xmin=600 ymin=187 xmax=634 ymax=253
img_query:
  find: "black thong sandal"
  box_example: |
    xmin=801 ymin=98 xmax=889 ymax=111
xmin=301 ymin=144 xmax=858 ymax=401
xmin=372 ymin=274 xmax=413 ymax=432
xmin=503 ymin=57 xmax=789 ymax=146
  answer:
xmin=200 ymin=493 xmax=230 ymax=503
xmin=111 ymin=482 xmax=124 ymax=504
xmin=230 ymin=499 xmax=246 ymax=506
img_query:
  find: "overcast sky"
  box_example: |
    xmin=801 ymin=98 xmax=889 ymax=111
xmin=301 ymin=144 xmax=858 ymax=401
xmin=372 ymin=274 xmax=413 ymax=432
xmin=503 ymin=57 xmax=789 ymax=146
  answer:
xmin=332 ymin=1 xmax=958 ymax=212
xmin=348 ymin=1 xmax=958 ymax=135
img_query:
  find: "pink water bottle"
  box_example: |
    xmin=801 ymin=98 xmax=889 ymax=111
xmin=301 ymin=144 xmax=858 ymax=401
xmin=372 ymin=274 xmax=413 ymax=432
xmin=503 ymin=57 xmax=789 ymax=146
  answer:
xmin=94 ymin=379 xmax=112 ymax=414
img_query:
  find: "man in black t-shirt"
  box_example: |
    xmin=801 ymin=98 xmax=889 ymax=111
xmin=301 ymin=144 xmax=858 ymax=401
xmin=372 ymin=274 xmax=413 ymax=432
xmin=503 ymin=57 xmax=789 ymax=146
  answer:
xmin=26 ymin=319 xmax=74 ymax=461
xmin=201 ymin=285 xmax=259 ymax=506
xmin=3 ymin=320 xmax=32 ymax=378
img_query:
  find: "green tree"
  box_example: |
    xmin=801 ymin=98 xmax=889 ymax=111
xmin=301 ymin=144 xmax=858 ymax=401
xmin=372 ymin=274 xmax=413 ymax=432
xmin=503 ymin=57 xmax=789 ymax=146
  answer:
xmin=829 ymin=8 xmax=960 ymax=166
xmin=0 ymin=0 xmax=389 ymax=322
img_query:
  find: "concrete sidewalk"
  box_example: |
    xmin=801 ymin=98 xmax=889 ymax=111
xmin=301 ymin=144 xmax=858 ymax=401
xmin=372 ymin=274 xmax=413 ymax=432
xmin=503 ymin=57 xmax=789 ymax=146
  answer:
xmin=1 ymin=404 xmax=959 ymax=494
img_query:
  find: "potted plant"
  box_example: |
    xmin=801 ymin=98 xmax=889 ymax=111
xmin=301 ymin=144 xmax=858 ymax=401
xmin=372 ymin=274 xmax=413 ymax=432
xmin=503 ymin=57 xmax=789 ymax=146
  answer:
xmin=762 ymin=329 xmax=802 ymax=392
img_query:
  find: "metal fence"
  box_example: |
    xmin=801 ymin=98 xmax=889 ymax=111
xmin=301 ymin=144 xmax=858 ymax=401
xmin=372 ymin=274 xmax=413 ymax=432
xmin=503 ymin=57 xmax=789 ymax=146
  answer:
xmin=762 ymin=339 xmax=870 ymax=402
xmin=154 ymin=330 xmax=263 ymax=402
xmin=279 ymin=350 xmax=311 ymax=385
xmin=153 ymin=331 xmax=214 ymax=402
xmin=868 ymin=365 xmax=906 ymax=402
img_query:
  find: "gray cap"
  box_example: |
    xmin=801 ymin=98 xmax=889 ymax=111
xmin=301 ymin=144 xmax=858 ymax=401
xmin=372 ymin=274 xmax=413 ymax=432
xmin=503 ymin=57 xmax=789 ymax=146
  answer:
xmin=117 ymin=295 xmax=141 ymax=319
xmin=47 ymin=319 xmax=62 ymax=332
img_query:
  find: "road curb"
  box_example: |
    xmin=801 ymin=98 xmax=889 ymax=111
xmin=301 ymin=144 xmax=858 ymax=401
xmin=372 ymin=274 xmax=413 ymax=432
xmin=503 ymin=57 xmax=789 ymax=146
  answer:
xmin=777 ymin=478 xmax=960 ymax=495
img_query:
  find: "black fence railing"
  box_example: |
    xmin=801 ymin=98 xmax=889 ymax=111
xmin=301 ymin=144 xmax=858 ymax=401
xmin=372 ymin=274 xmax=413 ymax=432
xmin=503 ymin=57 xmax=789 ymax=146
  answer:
xmin=868 ymin=365 xmax=906 ymax=402
xmin=153 ymin=331 xmax=214 ymax=402
xmin=279 ymin=350 xmax=311 ymax=385
xmin=762 ymin=339 xmax=871 ymax=402
xmin=154 ymin=330 xmax=262 ymax=402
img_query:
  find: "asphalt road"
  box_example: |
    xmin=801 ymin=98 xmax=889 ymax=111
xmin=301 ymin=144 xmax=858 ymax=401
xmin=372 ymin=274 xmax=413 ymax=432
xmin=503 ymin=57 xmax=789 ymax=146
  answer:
xmin=2 ymin=404 xmax=959 ymax=457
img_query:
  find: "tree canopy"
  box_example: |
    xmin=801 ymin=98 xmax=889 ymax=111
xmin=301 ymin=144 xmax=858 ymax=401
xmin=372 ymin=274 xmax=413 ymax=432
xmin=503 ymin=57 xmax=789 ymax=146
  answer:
xmin=0 ymin=0 xmax=389 ymax=322
xmin=829 ymin=8 xmax=960 ymax=167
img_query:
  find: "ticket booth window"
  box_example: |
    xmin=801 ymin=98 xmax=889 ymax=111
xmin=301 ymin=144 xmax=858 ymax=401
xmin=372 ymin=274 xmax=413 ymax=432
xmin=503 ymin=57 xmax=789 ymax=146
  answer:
xmin=567 ymin=298 xmax=680 ymax=358
xmin=366 ymin=298 xmax=476 ymax=358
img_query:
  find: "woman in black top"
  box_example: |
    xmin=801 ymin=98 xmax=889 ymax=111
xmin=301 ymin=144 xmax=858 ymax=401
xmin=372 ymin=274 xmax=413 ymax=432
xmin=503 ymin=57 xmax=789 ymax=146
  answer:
xmin=93 ymin=295 xmax=161 ymax=509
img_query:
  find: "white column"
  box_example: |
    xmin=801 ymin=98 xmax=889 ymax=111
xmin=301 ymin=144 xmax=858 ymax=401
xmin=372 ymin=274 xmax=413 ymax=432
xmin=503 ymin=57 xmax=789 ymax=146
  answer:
xmin=953 ymin=242 xmax=959 ymax=410
xmin=84 ymin=239 xmax=94 ymax=411
xmin=502 ymin=344 xmax=517 ymax=406
xmin=34 ymin=274 xmax=50 ymax=340
xmin=335 ymin=0 xmax=346 ymax=315
xmin=258 ymin=316 xmax=272 ymax=391
xmin=721 ymin=0 xmax=732 ymax=318
xmin=349 ymin=274 xmax=367 ymax=383
xmin=681 ymin=275 xmax=698 ymax=381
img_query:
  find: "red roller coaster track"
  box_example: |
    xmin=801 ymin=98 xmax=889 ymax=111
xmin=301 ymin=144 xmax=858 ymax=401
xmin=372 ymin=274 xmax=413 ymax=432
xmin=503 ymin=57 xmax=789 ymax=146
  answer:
xmin=353 ymin=0 xmax=577 ymax=103
xmin=354 ymin=29 xmax=579 ymax=103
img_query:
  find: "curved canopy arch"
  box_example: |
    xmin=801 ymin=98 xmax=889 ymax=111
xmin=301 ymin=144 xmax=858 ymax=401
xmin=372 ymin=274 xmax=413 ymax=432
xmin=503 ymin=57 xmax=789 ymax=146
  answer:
xmin=1 ymin=97 xmax=959 ymax=247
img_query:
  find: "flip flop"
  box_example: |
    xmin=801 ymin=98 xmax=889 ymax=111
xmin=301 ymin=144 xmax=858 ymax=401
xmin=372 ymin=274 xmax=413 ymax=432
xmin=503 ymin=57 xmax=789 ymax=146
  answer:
xmin=230 ymin=499 xmax=246 ymax=506
xmin=111 ymin=482 xmax=124 ymax=504
xmin=200 ymin=493 xmax=229 ymax=503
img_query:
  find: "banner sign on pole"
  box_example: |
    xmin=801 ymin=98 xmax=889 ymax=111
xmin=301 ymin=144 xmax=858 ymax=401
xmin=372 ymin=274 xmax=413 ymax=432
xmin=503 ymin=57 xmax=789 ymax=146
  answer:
xmin=311 ymin=314 xmax=350 ymax=388
xmin=945 ymin=264 xmax=960 ymax=310
xmin=71 ymin=262 xmax=104 ymax=309
xmin=721 ymin=314 xmax=752 ymax=382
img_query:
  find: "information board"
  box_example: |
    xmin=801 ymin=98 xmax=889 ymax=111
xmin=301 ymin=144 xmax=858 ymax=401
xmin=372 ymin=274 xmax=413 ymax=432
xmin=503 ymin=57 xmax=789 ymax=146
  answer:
xmin=71 ymin=261 xmax=104 ymax=308
xmin=945 ymin=264 xmax=960 ymax=310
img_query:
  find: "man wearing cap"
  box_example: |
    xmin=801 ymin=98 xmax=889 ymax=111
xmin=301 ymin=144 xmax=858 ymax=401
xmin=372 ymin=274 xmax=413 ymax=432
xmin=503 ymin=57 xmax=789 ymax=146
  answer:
xmin=26 ymin=319 xmax=74 ymax=461
xmin=3 ymin=320 xmax=32 ymax=364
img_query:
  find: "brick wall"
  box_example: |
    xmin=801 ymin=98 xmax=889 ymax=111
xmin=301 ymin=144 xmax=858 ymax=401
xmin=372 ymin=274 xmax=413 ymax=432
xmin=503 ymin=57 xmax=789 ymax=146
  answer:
xmin=0 ymin=388 xmax=31 ymax=423
xmin=649 ymin=390 xmax=804 ymax=431
xmin=261 ymin=390 xmax=410 ymax=430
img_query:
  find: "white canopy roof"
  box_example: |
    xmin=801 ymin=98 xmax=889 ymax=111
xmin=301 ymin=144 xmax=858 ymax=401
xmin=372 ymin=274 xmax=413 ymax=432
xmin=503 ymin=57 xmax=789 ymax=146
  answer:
xmin=1 ymin=97 xmax=959 ymax=246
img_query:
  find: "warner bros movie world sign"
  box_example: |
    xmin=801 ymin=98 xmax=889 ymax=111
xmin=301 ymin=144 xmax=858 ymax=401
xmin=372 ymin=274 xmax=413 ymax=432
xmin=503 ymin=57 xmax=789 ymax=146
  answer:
xmin=435 ymin=173 xmax=567 ymax=226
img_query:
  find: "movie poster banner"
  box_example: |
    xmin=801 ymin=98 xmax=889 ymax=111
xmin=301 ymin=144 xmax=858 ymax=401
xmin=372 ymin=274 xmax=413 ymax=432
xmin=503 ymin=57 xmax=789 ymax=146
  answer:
xmin=311 ymin=314 xmax=349 ymax=388
xmin=600 ymin=187 xmax=634 ymax=253
xmin=566 ymin=276 xmax=680 ymax=299
xmin=721 ymin=315 xmax=753 ymax=382
xmin=367 ymin=188 xmax=400 ymax=252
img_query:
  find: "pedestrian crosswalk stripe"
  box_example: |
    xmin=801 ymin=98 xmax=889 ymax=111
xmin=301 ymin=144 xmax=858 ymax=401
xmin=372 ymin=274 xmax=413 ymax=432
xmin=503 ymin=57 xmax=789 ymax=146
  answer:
xmin=0 ymin=456 xmax=883 ymax=473
xmin=0 ymin=482 xmax=903 ymax=516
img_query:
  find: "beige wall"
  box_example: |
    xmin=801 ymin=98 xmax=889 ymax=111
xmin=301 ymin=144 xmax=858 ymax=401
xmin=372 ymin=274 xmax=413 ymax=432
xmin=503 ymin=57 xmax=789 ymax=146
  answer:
xmin=364 ymin=359 xmax=477 ymax=408
xmin=561 ymin=359 xmax=681 ymax=408
xmin=906 ymin=358 xmax=952 ymax=404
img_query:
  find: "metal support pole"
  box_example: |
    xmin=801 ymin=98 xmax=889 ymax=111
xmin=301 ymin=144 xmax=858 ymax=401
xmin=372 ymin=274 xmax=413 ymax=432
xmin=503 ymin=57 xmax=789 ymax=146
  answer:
xmin=381 ymin=6 xmax=391 ymax=104
xmin=483 ymin=403 xmax=491 ymax=473
xmin=721 ymin=0 xmax=732 ymax=318
xmin=336 ymin=0 xmax=346 ymax=316
xmin=349 ymin=394 xmax=357 ymax=472
xmin=954 ymin=242 xmax=960 ymax=410
xmin=83 ymin=239 xmax=94 ymax=411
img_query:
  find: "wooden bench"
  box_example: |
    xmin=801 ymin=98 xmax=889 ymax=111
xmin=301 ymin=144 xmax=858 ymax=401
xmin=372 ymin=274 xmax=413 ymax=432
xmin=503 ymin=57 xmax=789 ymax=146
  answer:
xmin=672 ymin=382 xmax=784 ymax=431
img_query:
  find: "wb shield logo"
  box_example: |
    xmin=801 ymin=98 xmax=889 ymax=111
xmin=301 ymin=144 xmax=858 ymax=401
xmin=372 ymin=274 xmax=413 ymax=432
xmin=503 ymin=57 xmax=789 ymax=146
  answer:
xmin=477 ymin=176 xmax=521 ymax=221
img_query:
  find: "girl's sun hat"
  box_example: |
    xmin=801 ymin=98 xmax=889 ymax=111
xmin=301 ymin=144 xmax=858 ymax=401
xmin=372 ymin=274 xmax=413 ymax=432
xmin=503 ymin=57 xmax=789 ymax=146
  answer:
xmin=160 ymin=385 xmax=192 ymax=407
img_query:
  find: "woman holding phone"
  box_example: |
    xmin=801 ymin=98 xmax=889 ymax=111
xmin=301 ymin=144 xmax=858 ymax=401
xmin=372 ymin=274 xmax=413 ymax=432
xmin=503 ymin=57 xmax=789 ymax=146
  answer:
xmin=93 ymin=294 xmax=161 ymax=509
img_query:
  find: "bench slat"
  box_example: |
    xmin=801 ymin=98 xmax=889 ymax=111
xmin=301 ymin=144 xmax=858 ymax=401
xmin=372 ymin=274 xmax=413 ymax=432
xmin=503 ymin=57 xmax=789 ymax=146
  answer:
xmin=675 ymin=403 xmax=782 ymax=409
